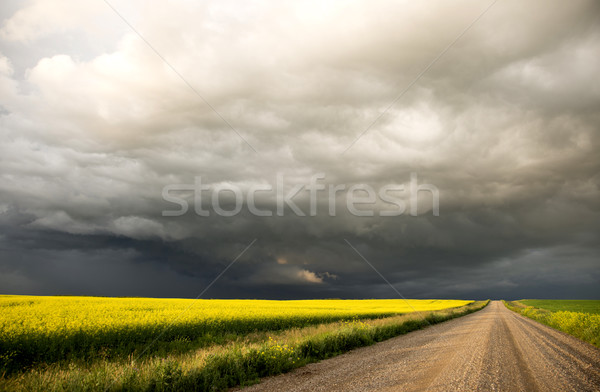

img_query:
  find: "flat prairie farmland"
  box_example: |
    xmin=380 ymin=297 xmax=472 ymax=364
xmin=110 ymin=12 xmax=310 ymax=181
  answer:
xmin=505 ymin=299 xmax=600 ymax=348
xmin=239 ymin=301 xmax=600 ymax=392
xmin=0 ymin=295 xmax=484 ymax=391
xmin=519 ymin=299 xmax=600 ymax=314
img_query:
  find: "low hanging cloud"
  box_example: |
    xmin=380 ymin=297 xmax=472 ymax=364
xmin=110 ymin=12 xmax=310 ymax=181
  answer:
xmin=0 ymin=0 xmax=599 ymax=299
xmin=297 ymin=270 xmax=323 ymax=284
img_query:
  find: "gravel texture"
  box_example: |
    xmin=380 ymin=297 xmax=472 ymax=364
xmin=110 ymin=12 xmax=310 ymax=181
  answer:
xmin=236 ymin=301 xmax=600 ymax=391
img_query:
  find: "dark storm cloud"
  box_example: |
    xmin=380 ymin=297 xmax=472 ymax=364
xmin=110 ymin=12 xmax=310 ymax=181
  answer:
xmin=0 ymin=0 xmax=599 ymax=299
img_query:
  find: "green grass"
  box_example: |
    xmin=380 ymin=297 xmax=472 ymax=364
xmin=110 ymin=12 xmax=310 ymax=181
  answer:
xmin=0 ymin=300 xmax=488 ymax=391
xmin=519 ymin=299 xmax=600 ymax=314
xmin=503 ymin=300 xmax=600 ymax=349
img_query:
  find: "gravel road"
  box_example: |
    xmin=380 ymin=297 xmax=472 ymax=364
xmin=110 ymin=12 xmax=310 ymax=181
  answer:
xmin=237 ymin=301 xmax=600 ymax=391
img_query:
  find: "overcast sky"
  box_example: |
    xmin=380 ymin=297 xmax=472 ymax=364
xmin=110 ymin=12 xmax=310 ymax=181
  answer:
xmin=1 ymin=0 xmax=599 ymax=300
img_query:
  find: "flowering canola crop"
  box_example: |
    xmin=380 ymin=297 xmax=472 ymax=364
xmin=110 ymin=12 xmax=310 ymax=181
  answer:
xmin=0 ymin=295 xmax=471 ymax=370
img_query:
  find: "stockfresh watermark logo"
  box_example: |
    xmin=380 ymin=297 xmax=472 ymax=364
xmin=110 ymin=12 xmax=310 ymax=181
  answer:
xmin=162 ymin=173 xmax=439 ymax=218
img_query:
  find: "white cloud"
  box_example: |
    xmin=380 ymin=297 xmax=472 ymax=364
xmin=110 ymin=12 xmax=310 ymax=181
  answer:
xmin=297 ymin=269 xmax=323 ymax=284
xmin=0 ymin=0 xmax=108 ymax=42
xmin=112 ymin=216 xmax=166 ymax=240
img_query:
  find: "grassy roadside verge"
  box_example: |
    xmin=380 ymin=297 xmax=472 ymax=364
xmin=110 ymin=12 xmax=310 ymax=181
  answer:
xmin=2 ymin=300 xmax=488 ymax=391
xmin=502 ymin=300 xmax=600 ymax=348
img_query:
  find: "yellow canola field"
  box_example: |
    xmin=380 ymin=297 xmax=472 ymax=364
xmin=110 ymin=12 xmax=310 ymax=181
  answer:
xmin=1 ymin=295 xmax=471 ymax=338
xmin=0 ymin=295 xmax=471 ymax=370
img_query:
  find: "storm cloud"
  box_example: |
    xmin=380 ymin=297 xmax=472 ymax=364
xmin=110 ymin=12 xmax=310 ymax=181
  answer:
xmin=1 ymin=0 xmax=599 ymax=300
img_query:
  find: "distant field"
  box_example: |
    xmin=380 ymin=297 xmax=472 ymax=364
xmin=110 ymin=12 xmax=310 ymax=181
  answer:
xmin=519 ymin=299 xmax=600 ymax=314
xmin=0 ymin=295 xmax=483 ymax=391
xmin=504 ymin=299 xmax=600 ymax=350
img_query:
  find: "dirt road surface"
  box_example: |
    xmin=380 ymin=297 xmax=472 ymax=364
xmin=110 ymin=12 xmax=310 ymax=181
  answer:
xmin=238 ymin=301 xmax=600 ymax=392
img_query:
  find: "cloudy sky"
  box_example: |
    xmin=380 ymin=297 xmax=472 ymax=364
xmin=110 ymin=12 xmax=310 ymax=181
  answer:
xmin=1 ymin=0 xmax=599 ymax=300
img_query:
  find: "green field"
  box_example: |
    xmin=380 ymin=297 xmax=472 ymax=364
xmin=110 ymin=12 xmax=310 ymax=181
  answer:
xmin=504 ymin=300 xmax=600 ymax=349
xmin=519 ymin=300 xmax=600 ymax=314
xmin=0 ymin=295 xmax=487 ymax=391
